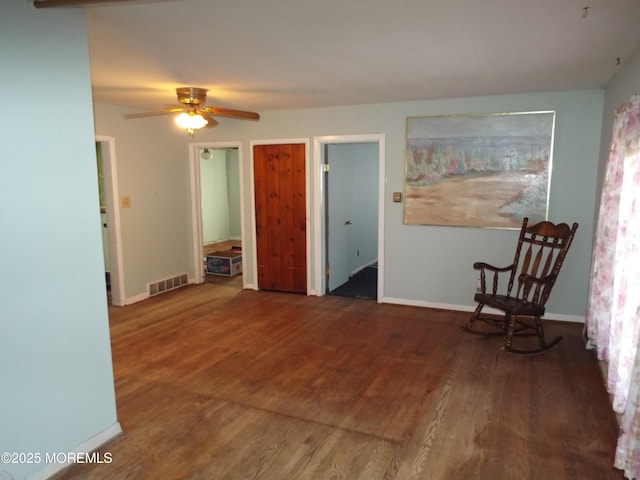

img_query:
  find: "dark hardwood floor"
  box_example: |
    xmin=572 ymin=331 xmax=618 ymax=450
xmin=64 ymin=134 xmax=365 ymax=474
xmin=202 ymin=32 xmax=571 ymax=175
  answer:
xmin=53 ymin=280 xmax=623 ymax=479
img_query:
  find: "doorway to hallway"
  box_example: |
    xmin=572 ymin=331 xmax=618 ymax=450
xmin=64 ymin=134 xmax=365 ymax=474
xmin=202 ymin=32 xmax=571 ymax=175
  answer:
xmin=324 ymin=142 xmax=379 ymax=299
xmin=313 ymin=134 xmax=385 ymax=300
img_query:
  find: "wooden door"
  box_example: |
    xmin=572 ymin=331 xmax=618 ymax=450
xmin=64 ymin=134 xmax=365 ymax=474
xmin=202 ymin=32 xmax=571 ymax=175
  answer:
xmin=253 ymin=143 xmax=307 ymax=293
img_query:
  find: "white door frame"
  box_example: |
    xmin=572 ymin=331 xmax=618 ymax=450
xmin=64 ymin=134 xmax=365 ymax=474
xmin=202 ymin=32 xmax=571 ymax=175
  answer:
xmin=312 ymin=134 xmax=386 ymax=300
xmin=188 ymin=141 xmax=245 ymax=286
xmin=96 ymin=135 xmax=125 ymax=306
xmin=249 ymin=138 xmax=312 ymax=293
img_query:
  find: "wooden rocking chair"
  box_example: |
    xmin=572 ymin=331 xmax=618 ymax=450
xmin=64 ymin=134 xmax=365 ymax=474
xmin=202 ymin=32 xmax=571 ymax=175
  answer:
xmin=462 ymin=217 xmax=579 ymax=355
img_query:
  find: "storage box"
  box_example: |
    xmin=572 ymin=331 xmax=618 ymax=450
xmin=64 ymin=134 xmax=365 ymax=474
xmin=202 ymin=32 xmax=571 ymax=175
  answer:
xmin=205 ymin=251 xmax=242 ymax=276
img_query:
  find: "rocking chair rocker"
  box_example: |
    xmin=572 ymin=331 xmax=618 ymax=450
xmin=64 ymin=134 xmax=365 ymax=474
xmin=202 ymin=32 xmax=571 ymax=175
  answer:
xmin=462 ymin=217 xmax=578 ymax=355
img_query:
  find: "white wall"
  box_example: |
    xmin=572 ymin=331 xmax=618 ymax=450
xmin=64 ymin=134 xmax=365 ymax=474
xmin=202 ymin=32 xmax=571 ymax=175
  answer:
xmin=0 ymin=2 xmax=119 ymax=479
xmin=95 ymin=89 xmax=603 ymax=319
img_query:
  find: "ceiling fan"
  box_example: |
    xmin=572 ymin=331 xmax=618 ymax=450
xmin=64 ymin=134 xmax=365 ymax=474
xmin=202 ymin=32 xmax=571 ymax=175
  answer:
xmin=123 ymin=87 xmax=260 ymax=136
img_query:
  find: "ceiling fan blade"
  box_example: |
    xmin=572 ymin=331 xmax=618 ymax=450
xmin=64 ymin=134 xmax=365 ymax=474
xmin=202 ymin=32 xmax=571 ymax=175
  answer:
xmin=124 ymin=107 xmax=186 ymax=119
xmin=201 ymin=107 xmax=260 ymax=121
xmin=196 ymin=108 xmax=219 ymax=128
xmin=34 ymin=0 xmax=140 ymax=7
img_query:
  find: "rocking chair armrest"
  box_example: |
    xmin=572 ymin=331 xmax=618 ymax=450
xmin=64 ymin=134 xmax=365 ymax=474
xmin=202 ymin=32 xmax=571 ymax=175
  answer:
xmin=473 ymin=262 xmax=514 ymax=273
xmin=473 ymin=262 xmax=515 ymax=295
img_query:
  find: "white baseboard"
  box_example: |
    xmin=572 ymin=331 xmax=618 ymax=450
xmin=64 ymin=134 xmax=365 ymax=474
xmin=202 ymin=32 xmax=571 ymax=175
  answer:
xmin=124 ymin=291 xmax=149 ymax=305
xmin=26 ymin=422 xmax=122 ymax=480
xmin=121 ymin=285 xmax=585 ymax=324
xmin=380 ymin=296 xmax=585 ymax=323
xmin=349 ymin=259 xmax=378 ymax=277
xmin=542 ymin=312 xmax=585 ymax=323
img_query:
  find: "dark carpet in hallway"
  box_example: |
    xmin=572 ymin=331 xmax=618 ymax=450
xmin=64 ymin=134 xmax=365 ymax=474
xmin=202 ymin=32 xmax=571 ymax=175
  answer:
xmin=330 ymin=265 xmax=377 ymax=300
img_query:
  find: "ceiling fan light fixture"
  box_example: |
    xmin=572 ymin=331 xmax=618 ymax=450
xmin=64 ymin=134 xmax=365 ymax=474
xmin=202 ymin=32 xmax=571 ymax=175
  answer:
xmin=123 ymin=86 xmax=259 ymax=131
xmin=175 ymin=112 xmax=208 ymax=136
xmin=201 ymin=148 xmax=212 ymax=160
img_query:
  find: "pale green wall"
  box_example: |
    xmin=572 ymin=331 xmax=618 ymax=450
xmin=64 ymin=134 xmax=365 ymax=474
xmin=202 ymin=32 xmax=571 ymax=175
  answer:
xmin=0 ymin=3 xmax=626 ymax=478
xmin=201 ymin=149 xmax=231 ymax=244
xmin=598 ymin=47 xmax=640 ymax=214
xmin=0 ymin=2 xmax=118 ymax=479
xmin=327 ymin=142 xmax=378 ymax=281
xmin=97 ymin=89 xmax=603 ymax=318
xmin=227 ymin=149 xmax=242 ymax=239
xmin=602 ymin=47 xmax=640 ymax=143
xmin=348 ymin=143 xmax=379 ymax=269
xmin=196 ymin=90 xmax=604 ymax=317
xmin=93 ymin=102 xmax=193 ymax=299
xmin=200 ymin=148 xmax=241 ymax=244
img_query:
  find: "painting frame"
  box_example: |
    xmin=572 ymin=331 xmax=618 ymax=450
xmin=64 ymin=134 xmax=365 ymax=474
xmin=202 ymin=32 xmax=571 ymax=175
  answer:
xmin=403 ymin=111 xmax=555 ymax=229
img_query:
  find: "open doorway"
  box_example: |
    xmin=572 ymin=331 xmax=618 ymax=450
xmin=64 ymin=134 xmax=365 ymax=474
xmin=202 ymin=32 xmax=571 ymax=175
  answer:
xmin=200 ymin=147 xmax=242 ymax=284
xmin=95 ymin=136 xmax=125 ymax=306
xmin=200 ymin=147 xmax=242 ymax=254
xmin=188 ymin=142 xmax=245 ymax=286
xmin=95 ymin=142 xmax=110 ymax=297
xmin=325 ymin=142 xmax=379 ymax=299
xmin=313 ymin=134 xmax=385 ymax=300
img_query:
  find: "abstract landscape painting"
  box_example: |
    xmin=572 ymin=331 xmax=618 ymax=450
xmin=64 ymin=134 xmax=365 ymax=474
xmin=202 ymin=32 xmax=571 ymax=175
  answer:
xmin=404 ymin=111 xmax=555 ymax=228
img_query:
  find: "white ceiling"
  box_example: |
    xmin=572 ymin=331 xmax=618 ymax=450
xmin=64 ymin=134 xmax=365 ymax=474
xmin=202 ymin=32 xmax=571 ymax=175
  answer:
xmin=84 ymin=0 xmax=640 ymax=114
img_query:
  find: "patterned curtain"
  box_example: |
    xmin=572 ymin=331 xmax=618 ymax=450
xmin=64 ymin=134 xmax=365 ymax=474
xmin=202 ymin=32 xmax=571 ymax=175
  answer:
xmin=586 ymin=93 xmax=640 ymax=479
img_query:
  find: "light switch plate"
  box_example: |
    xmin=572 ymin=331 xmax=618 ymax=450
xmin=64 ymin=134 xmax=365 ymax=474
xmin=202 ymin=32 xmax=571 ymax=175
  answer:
xmin=393 ymin=192 xmax=402 ymax=202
